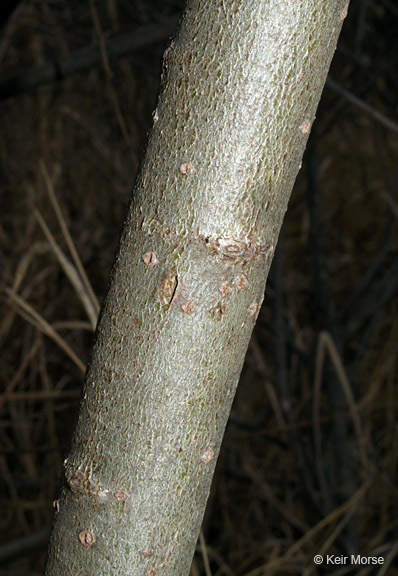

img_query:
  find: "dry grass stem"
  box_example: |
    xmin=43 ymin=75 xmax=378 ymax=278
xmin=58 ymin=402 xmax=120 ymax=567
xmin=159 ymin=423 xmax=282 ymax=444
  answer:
xmin=34 ymin=207 xmax=98 ymax=330
xmin=314 ymin=331 xmax=369 ymax=473
xmin=199 ymin=530 xmax=212 ymax=576
xmin=39 ymin=160 xmax=100 ymax=316
xmin=4 ymin=288 xmax=86 ymax=374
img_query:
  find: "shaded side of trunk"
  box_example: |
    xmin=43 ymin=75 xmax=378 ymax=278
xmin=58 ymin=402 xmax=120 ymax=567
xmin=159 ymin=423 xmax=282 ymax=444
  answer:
xmin=46 ymin=1 xmax=348 ymax=574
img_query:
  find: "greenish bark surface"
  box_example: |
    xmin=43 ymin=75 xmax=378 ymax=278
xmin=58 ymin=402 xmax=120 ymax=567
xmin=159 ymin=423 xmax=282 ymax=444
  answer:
xmin=45 ymin=1 xmax=349 ymax=574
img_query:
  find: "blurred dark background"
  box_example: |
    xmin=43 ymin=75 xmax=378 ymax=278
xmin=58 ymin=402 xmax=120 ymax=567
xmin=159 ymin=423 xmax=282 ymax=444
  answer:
xmin=0 ymin=1 xmax=397 ymax=574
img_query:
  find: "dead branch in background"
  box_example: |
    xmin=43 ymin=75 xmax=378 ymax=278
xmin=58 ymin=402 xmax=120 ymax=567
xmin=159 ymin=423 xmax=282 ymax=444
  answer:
xmin=0 ymin=16 xmax=179 ymax=101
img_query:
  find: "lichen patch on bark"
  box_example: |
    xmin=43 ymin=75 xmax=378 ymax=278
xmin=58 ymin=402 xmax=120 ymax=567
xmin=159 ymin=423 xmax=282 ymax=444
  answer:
xmin=142 ymin=251 xmax=158 ymax=266
xmin=201 ymin=449 xmax=214 ymax=464
xmin=219 ymin=281 xmax=232 ymax=297
xmin=234 ymin=274 xmax=249 ymax=290
xmin=340 ymin=3 xmax=349 ymax=20
xmin=143 ymin=550 xmax=152 ymax=558
xmin=181 ymin=300 xmax=195 ymax=314
xmin=300 ymin=119 xmax=312 ymax=134
xmin=98 ymin=489 xmax=112 ymax=501
xmin=209 ymin=302 xmax=225 ymax=321
xmin=115 ymin=490 xmax=128 ymax=502
xmin=248 ymin=300 xmax=259 ymax=317
xmin=179 ymin=161 xmax=195 ymax=175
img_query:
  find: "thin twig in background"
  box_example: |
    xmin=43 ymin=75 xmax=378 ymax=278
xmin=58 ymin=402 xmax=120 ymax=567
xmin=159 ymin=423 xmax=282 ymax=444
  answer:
xmin=0 ymin=455 xmax=30 ymax=533
xmin=285 ymin=479 xmax=372 ymax=562
xmin=340 ymin=166 xmax=397 ymax=336
xmin=314 ymin=331 xmax=368 ymax=474
xmin=302 ymin=496 xmax=362 ymax=576
xmin=249 ymin=336 xmax=286 ymax=430
xmin=0 ymin=529 xmax=49 ymax=565
xmin=34 ymin=207 xmax=98 ymax=330
xmin=60 ymin=106 xmax=125 ymax=176
xmin=307 ymin=126 xmax=359 ymax=554
xmin=272 ymin=231 xmax=321 ymax=510
xmin=0 ymin=243 xmax=50 ymax=344
xmin=39 ymin=161 xmax=100 ymax=318
xmin=4 ymin=288 xmax=86 ymax=374
xmin=353 ymin=0 xmax=370 ymax=60
xmin=345 ymin=260 xmax=398 ymax=357
xmin=376 ymin=539 xmax=398 ymax=576
xmin=0 ymin=16 xmax=179 ymax=101
xmin=273 ymin=231 xmax=289 ymax=415
xmin=307 ymin=126 xmax=338 ymax=512
xmin=326 ymin=77 xmax=398 ymax=134
xmin=0 ymin=0 xmax=23 ymax=68
xmin=241 ymin=480 xmax=371 ymax=576
xmin=0 ymin=339 xmax=40 ymax=411
xmin=199 ymin=530 xmax=212 ymax=576
xmin=0 ymin=390 xmax=81 ymax=402
xmin=243 ymin=459 xmax=309 ymax=534
xmin=90 ymin=0 xmax=132 ymax=147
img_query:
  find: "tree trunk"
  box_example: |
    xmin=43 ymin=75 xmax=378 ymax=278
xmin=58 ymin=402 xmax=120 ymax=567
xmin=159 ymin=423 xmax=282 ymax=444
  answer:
xmin=45 ymin=1 xmax=349 ymax=574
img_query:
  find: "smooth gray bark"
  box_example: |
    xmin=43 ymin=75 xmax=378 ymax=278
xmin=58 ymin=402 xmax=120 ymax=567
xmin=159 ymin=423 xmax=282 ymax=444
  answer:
xmin=45 ymin=1 xmax=349 ymax=574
